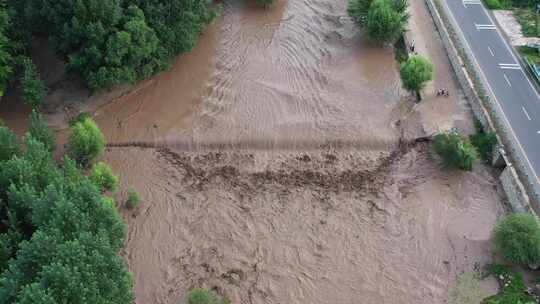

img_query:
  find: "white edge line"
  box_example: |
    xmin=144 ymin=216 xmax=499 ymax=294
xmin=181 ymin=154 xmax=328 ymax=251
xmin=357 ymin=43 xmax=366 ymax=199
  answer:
xmin=523 ymin=106 xmax=532 ymax=120
xmin=478 ymin=3 xmax=540 ymax=101
xmin=443 ymin=0 xmax=540 ymax=187
xmin=504 ymin=73 xmax=512 ymax=87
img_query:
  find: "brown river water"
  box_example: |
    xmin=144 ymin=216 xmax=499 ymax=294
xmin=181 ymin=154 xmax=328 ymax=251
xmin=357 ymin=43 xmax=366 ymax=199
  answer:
xmin=0 ymin=0 xmax=504 ymax=303
xmin=94 ymin=0 xmax=402 ymax=149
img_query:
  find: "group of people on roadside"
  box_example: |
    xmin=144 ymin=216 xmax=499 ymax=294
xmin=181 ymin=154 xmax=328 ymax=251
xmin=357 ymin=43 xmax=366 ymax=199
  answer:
xmin=436 ymin=89 xmax=450 ymax=97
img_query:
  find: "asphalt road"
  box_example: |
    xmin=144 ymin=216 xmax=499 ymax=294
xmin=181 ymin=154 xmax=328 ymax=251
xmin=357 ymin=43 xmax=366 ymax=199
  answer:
xmin=442 ymin=0 xmax=540 ymax=195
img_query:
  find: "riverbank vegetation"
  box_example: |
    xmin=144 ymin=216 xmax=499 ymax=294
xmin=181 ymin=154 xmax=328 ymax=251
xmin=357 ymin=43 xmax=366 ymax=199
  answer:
xmin=482 ymin=265 xmax=535 ymax=303
xmin=469 ymin=120 xmax=497 ymax=163
xmin=187 ymin=288 xmax=230 ymax=304
xmin=0 ymin=0 xmax=220 ymax=100
xmin=0 ymin=116 xmax=134 ymax=304
xmin=433 ymin=132 xmax=477 ymax=171
xmin=348 ymin=0 xmax=409 ymax=44
xmin=494 ymin=213 xmax=540 ymax=267
xmin=399 ymin=55 xmax=434 ymax=98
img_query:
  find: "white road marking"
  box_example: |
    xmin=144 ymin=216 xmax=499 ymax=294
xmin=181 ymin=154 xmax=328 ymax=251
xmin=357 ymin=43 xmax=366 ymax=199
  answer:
xmin=442 ymin=0 xmax=540 ymax=188
xmin=474 ymin=23 xmax=496 ymax=30
xmin=523 ymin=106 xmax=532 ymax=120
xmin=463 ymin=0 xmax=482 ymax=5
xmin=488 ymin=46 xmax=495 ymax=56
xmin=476 ymin=2 xmax=540 ymax=101
xmin=504 ymin=73 xmax=512 ymax=87
xmin=537 ymin=130 xmax=540 ymax=134
xmin=499 ymin=63 xmax=521 ymax=70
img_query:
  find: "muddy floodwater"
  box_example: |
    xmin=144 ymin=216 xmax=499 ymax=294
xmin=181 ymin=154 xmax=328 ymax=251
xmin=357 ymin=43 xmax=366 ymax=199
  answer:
xmin=95 ymin=0 xmax=402 ymax=149
xmin=106 ymin=145 xmax=503 ymax=304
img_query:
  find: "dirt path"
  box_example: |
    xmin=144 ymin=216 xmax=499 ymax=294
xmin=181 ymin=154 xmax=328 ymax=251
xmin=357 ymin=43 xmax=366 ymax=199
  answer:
xmin=404 ymin=0 xmax=474 ymax=136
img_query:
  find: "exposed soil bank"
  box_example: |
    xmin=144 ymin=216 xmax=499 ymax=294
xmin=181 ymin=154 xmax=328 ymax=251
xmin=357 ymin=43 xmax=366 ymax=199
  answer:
xmin=105 ymin=144 xmax=503 ymax=304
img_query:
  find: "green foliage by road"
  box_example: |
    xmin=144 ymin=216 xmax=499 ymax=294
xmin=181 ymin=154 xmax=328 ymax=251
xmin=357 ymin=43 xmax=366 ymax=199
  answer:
xmin=494 ymin=213 xmax=540 ymax=266
xmin=482 ymin=264 xmax=535 ymax=304
xmin=400 ymin=55 xmax=434 ymax=97
xmin=348 ymin=0 xmax=408 ymax=44
xmin=0 ymin=118 xmax=133 ymax=304
xmin=68 ymin=117 xmax=105 ymax=167
xmin=469 ymin=120 xmax=497 ymax=163
xmin=484 ymin=0 xmax=512 ymax=9
xmin=433 ymin=132 xmax=476 ymax=171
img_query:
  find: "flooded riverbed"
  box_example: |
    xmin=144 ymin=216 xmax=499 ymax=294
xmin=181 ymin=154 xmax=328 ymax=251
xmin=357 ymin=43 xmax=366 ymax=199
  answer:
xmin=95 ymin=0 xmax=402 ymax=149
xmin=106 ymin=145 xmax=503 ymax=304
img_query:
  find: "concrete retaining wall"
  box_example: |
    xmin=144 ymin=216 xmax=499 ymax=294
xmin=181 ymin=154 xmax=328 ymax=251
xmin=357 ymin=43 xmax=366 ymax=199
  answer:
xmin=424 ymin=0 xmax=533 ymax=212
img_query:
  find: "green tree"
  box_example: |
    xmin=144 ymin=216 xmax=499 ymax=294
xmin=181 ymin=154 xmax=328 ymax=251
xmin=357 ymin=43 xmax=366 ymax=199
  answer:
xmin=0 ymin=119 xmax=133 ymax=304
xmin=366 ymin=0 xmax=408 ymax=44
xmin=348 ymin=0 xmax=374 ymax=26
xmin=20 ymin=0 xmax=218 ymax=91
xmin=433 ymin=132 xmax=476 ymax=171
xmin=0 ymin=6 xmax=14 ymax=97
xmin=90 ymin=162 xmax=119 ymax=192
xmin=20 ymin=58 xmax=47 ymax=108
xmin=494 ymin=213 xmax=540 ymax=266
xmin=0 ymin=122 xmax=19 ymax=161
xmin=28 ymin=110 xmax=55 ymax=152
xmin=400 ymin=55 xmax=434 ymax=98
xmin=67 ymin=117 xmax=105 ymax=167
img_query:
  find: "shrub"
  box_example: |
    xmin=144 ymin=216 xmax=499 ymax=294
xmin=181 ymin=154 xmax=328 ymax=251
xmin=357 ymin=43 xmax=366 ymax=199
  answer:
xmin=28 ymin=110 xmax=55 ymax=152
xmin=493 ymin=213 xmax=540 ymax=266
xmin=67 ymin=117 xmax=105 ymax=167
xmin=482 ymin=264 xmax=535 ymax=303
xmin=187 ymin=289 xmax=218 ymax=304
xmin=400 ymin=55 xmax=434 ymax=97
xmin=484 ymin=0 xmax=503 ymax=9
xmin=366 ymin=0 xmax=408 ymax=45
xmin=90 ymin=162 xmax=118 ymax=193
xmin=126 ymin=188 xmax=140 ymax=209
xmin=433 ymin=132 xmax=476 ymax=171
xmin=348 ymin=0 xmax=374 ymax=26
xmin=20 ymin=58 xmax=47 ymax=108
xmin=469 ymin=121 xmax=497 ymax=163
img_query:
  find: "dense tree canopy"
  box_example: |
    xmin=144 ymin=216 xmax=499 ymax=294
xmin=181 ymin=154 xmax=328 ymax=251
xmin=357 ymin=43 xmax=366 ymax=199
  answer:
xmin=7 ymin=0 xmax=218 ymax=91
xmin=348 ymin=0 xmax=408 ymax=44
xmin=0 ymin=118 xmax=133 ymax=304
